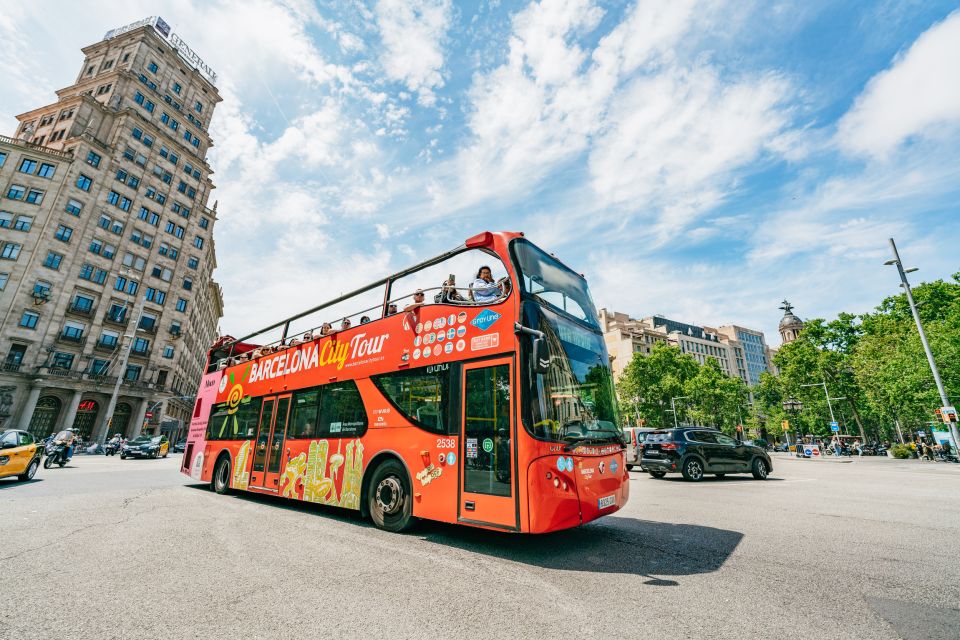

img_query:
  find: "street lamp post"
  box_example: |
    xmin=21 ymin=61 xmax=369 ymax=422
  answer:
xmin=668 ymin=395 xmax=691 ymax=429
xmin=885 ymin=237 xmax=960 ymax=453
xmin=93 ymin=297 xmax=147 ymax=444
xmin=782 ymin=397 xmax=803 ymax=454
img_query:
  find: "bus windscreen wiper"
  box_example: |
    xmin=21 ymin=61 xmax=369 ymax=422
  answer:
xmin=562 ymin=434 xmax=622 ymax=451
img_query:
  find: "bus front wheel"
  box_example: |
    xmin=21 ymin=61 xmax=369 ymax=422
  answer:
xmin=368 ymin=459 xmax=414 ymax=533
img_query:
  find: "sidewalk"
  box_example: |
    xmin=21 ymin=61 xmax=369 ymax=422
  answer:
xmin=770 ymin=452 xmax=854 ymax=463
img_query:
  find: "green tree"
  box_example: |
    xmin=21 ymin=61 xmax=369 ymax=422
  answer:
xmin=617 ymin=342 xmax=698 ymax=429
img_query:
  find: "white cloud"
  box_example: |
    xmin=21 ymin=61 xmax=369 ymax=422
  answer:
xmin=375 ymin=0 xmax=452 ymax=106
xmin=836 ymin=10 xmax=960 ymax=158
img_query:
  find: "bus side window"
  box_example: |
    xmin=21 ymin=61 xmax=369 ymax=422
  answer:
xmin=318 ymin=381 xmax=367 ymax=438
xmin=372 ymin=367 xmax=449 ymax=435
xmin=288 ymin=388 xmax=321 ymax=439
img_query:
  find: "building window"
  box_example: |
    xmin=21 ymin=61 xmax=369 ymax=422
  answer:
xmin=173 ymin=82 xmax=182 ymax=94
xmin=19 ymin=311 xmax=39 ymax=329
xmin=182 ymin=277 xmax=193 ymax=291
xmin=43 ymin=251 xmax=63 ymax=269
xmin=132 ymin=337 xmax=150 ymax=354
xmin=51 ymin=352 xmax=75 ymax=370
xmin=163 ymin=345 xmax=175 ymax=359
xmin=0 ymin=273 xmax=7 ymax=290
xmin=18 ymin=158 xmax=38 ymax=174
xmin=1 ymin=243 xmax=22 ymax=260
xmin=86 ymin=151 xmax=101 ymax=167
xmin=175 ymin=298 xmax=187 ymax=312
xmin=0 ymin=152 xmax=6 ymax=166
xmin=124 ymin=364 xmax=142 ymax=381
xmin=187 ymin=256 xmax=199 ymax=269
xmin=55 ymin=224 xmax=73 ymax=242
xmin=148 ymin=61 xmax=158 ymax=74
xmin=65 ymin=199 xmax=83 ymax=215
xmin=38 ymin=163 xmax=56 ymax=178
xmin=6 ymin=185 xmax=25 ymax=200
xmin=195 ymin=101 xmax=203 ymax=113
xmin=90 ymin=359 xmax=110 ymax=375
xmin=107 ymin=304 xmax=126 ymax=323
xmin=76 ymin=174 xmax=93 ymax=191
xmin=62 ymin=321 xmax=85 ymax=341
xmin=199 ymin=217 xmax=209 ymax=229
xmin=193 ymin=236 xmax=204 ymax=249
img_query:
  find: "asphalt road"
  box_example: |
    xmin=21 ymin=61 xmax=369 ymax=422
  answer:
xmin=2 ymin=452 xmax=958 ymax=640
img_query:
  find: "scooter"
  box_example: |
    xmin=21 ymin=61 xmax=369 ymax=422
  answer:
xmin=44 ymin=440 xmax=70 ymax=468
xmin=104 ymin=440 xmax=122 ymax=456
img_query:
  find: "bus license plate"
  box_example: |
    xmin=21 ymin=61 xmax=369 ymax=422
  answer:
xmin=598 ymin=495 xmax=615 ymax=509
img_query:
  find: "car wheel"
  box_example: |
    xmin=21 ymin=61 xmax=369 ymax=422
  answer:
xmin=120 ymin=454 xmax=127 ymax=460
xmin=626 ymin=464 xmax=636 ymax=471
xmin=212 ymin=456 xmax=231 ymax=494
xmin=714 ymin=473 xmax=725 ymax=479
xmin=649 ymin=469 xmax=667 ymax=479
xmin=681 ymin=458 xmax=704 ymax=482
xmin=367 ymin=459 xmax=414 ymax=533
xmin=19 ymin=458 xmax=40 ymax=481
xmin=751 ymin=458 xmax=769 ymax=480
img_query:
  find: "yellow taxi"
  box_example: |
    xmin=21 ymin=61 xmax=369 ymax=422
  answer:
xmin=0 ymin=429 xmax=42 ymax=481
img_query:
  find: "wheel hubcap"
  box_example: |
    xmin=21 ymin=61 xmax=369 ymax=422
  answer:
xmin=689 ymin=462 xmax=702 ymax=479
xmin=376 ymin=476 xmax=402 ymax=515
xmin=758 ymin=462 xmax=767 ymax=477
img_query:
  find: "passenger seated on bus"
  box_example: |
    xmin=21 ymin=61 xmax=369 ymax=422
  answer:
xmin=216 ymin=360 xmax=227 ymax=371
xmin=301 ymin=331 xmax=313 ymax=342
xmin=471 ymin=266 xmax=501 ymax=303
xmin=386 ymin=303 xmax=398 ymax=316
xmin=404 ymin=290 xmax=426 ymax=313
xmin=236 ymin=353 xmax=250 ymax=363
xmin=320 ymin=323 xmax=333 ymax=336
xmin=251 ymin=348 xmax=263 ymax=359
xmin=288 ymin=337 xmax=301 ymax=347
xmin=360 ymin=316 xmax=371 ymax=324
xmin=340 ymin=318 xmax=352 ymax=330
xmin=441 ymin=278 xmax=465 ymax=303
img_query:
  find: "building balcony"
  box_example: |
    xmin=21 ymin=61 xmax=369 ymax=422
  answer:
xmin=47 ymin=368 xmax=83 ymax=379
xmin=66 ymin=303 xmax=95 ymax=318
xmin=103 ymin=313 xmax=129 ymax=327
xmin=137 ymin=323 xmax=158 ymax=335
xmin=129 ymin=347 xmax=151 ymax=360
xmin=93 ymin=340 xmax=119 ymax=353
xmin=1 ymin=362 xmax=23 ymax=373
xmin=56 ymin=333 xmax=87 ymax=346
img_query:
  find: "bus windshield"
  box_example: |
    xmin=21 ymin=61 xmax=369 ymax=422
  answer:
xmin=511 ymin=239 xmax=599 ymax=328
xmin=519 ymin=302 xmax=620 ymax=445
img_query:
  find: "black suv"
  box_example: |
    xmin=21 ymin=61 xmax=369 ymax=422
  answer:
xmin=640 ymin=427 xmax=772 ymax=481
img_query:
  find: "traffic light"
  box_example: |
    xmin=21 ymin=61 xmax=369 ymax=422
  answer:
xmin=935 ymin=408 xmax=943 ymax=423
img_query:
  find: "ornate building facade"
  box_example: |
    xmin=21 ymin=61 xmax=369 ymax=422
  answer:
xmin=0 ymin=17 xmax=223 ymax=442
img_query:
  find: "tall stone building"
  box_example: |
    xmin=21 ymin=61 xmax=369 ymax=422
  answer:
xmin=599 ymin=309 xmax=774 ymax=385
xmin=0 ymin=17 xmax=223 ymax=442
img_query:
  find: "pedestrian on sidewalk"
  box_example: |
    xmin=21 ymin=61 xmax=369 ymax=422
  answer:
xmin=831 ymin=435 xmax=842 ymax=457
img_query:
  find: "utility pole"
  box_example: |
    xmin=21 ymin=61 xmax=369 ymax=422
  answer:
xmin=669 ymin=395 xmax=691 ymax=429
xmin=94 ymin=297 xmax=147 ymax=444
xmin=885 ymin=238 xmax=960 ymax=452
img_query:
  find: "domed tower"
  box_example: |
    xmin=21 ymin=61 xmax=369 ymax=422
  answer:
xmin=778 ymin=300 xmax=804 ymax=344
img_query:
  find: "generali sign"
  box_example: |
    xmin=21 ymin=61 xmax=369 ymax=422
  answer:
xmin=104 ymin=16 xmax=218 ymax=85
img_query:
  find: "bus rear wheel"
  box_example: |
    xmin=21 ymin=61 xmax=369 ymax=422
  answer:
xmin=212 ymin=456 xmax=231 ymax=495
xmin=368 ymin=460 xmax=414 ymax=533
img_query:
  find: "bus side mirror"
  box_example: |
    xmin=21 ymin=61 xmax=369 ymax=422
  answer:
xmin=533 ymin=337 xmax=550 ymax=374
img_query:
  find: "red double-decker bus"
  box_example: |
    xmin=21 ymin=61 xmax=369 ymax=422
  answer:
xmin=181 ymin=231 xmax=627 ymax=533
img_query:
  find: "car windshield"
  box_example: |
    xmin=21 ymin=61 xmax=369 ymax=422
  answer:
xmin=151 ymin=437 xmax=162 ymax=443
xmin=131 ymin=436 xmax=151 ymax=444
xmin=519 ymin=302 xmax=620 ymax=444
xmin=511 ymin=239 xmax=599 ymax=328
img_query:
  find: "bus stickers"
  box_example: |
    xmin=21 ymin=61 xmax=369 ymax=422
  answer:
xmin=232 ymin=440 xmax=251 ymax=490
xmin=247 ymin=332 xmax=391 ymax=384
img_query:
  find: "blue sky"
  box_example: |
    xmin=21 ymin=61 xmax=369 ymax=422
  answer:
xmin=2 ymin=1 xmax=958 ymax=344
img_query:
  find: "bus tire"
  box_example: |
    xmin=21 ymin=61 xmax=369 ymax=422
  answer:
xmin=367 ymin=459 xmax=414 ymax=533
xmin=212 ymin=455 xmax=231 ymax=495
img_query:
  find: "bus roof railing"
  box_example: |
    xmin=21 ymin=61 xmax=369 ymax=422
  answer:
xmin=223 ymin=242 xmax=473 ymax=352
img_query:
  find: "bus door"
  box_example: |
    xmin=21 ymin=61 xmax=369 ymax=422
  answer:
xmin=459 ymin=358 xmax=517 ymax=530
xmin=249 ymin=394 xmax=291 ymax=492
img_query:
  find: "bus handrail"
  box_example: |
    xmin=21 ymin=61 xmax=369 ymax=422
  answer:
xmin=224 ymin=243 xmax=469 ymax=348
